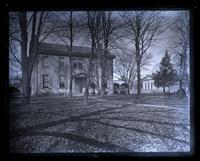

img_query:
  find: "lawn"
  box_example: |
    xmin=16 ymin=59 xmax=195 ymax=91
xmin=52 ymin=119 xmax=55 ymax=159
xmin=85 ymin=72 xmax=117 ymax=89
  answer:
xmin=9 ymin=94 xmax=190 ymax=153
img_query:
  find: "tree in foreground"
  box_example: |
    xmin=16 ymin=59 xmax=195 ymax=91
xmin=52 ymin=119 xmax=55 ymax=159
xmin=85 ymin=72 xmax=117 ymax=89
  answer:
xmin=169 ymin=11 xmax=189 ymax=97
xmin=122 ymin=11 xmax=166 ymax=98
xmin=152 ymin=50 xmax=178 ymax=94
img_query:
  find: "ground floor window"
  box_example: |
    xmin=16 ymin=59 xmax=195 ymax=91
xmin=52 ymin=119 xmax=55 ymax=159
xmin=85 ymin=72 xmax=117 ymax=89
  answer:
xmin=43 ymin=74 xmax=48 ymax=88
xmin=59 ymin=75 xmax=65 ymax=88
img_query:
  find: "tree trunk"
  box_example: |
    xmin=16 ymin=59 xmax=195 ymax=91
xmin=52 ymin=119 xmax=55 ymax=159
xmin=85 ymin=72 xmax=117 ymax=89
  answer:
xmin=179 ymin=80 xmax=182 ymax=90
xmin=135 ymin=36 xmax=141 ymax=98
xmin=127 ymin=86 xmax=130 ymax=95
xmin=26 ymin=75 xmax=31 ymax=104
xmin=95 ymin=58 xmax=100 ymax=95
xmin=163 ymin=84 xmax=165 ymax=94
xmin=84 ymin=39 xmax=94 ymax=104
xmin=101 ymin=63 xmax=106 ymax=96
xmin=84 ymin=76 xmax=90 ymax=104
xmin=69 ymin=11 xmax=73 ymax=97
xmin=136 ymin=59 xmax=141 ymax=97
xmin=69 ymin=57 xmax=73 ymax=97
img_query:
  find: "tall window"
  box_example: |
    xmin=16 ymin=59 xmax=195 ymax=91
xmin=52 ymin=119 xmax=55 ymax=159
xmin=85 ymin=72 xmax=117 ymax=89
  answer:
xmin=42 ymin=56 xmax=48 ymax=68
xmin=73 ymin=58 xmax=83 ymax=70
xmin=91 ymin=61 xmax=95 ymax=69
xmin=73 ymin=61 xmax=78 ymax=69
xmin=59 ymin=57 xmax=64 ymax=68
xmin=59 ymin=75 xmax=65 ymax=88
xmin=43 ymin=74 xmax=48 ymax=88
xmin=78 ymin=61 xmax=83 ymax=69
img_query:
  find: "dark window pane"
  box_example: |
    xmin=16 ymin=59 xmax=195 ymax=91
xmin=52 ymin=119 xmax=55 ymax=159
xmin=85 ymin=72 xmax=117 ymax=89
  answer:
xmin=92 ymin=62 xmax=95 ymax=69
xmin=73 ymin=62 xmax=77 ymax=69
xmin=43 ymin=74 xmax=48 ymax=88
xmin=59 ymin=57 xmax=64 ymax=67
xmin=59 ymin=75 xmax=65 ymax=88
xmin=78 ymin=62 xmax=83 ymax=69
xmin=42 ymin=56 xmax=48 ymax=68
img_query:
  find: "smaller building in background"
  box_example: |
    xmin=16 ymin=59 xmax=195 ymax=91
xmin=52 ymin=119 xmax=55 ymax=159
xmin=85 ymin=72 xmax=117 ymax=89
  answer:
xmin=113 ymin=75 xmax=179 ymax=95
xmin=141 ymin=75 xmax=162 ymax=94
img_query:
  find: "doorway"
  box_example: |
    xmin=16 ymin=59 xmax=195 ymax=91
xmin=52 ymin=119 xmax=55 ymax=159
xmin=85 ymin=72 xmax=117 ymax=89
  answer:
xmin=74 ymin=77 xmax=86 ymax=94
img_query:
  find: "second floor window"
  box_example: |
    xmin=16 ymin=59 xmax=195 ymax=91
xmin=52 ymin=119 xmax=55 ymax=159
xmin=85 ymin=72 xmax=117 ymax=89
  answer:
xmin=42 ymin=56 xmax=48 ymax=68
xmin=78 ymin=61 xmax=83 ymax=69
xmin=59 ymin=75 xmax=65 ymax=88
xmin=73 ymin=61 xmax=78 ymax=69
xmin=59 ymin=57 xmax=64 ymax=68
xmin=43 ymin=74 xmax=48 ymax=88
xmin=73 ymin=58 xmax=83 ymax=70
xmin=91 ymin=61 xmax=95 ymax=69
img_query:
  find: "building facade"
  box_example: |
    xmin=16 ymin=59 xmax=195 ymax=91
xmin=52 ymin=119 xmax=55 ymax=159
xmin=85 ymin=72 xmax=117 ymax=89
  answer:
xmin=31 ymin=43 xmax=115 ymax=96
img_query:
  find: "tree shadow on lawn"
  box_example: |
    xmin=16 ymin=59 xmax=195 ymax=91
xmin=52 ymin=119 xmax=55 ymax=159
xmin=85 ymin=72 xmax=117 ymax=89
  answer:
xmin=10 ymin=116 xmax=189 ymax=152
xmin=10 ymin=98 xmax=190 ymax=152
xmin=10 ymin=104 xmax=130 ymax=137
xmin=11 ymin=110 xmax=190 ymax=145
xmin=86 ymin=120 xmax=190 ymax=145
xmin=12 ymin=130 xmax=133 ymax=152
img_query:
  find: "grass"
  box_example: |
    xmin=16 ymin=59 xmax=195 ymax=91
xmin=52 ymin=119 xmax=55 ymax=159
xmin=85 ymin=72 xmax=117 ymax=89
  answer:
xmin=9 ymin=94 xmax=190 ymax=153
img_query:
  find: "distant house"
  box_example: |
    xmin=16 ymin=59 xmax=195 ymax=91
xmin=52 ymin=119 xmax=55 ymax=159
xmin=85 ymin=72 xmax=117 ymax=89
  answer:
xmin=31 ymin=43 xmax=115 ymax=96
xmin=113 ymin=80 xmax=128 ymax=94
xmin=141 ymin=75 xmax=162 ymax=94
xmin=114 ymin=75 xmax=179 ymax=94
xmin=141 ymin=75 xmax=179 ymax=94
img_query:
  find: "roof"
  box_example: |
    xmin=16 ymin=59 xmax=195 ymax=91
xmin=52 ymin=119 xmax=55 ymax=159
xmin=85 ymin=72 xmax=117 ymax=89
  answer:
xmin=37 ymin=43 xmax=115 ymax=59
xmin=113 ymin=80 xmax=126 ymax=85
xmin=142 ymin=75 xmax=153 ymax=81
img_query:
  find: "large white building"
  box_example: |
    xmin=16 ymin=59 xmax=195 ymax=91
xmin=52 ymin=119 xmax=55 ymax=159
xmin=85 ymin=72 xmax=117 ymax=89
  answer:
xmin=31 ymin=43 xmax=115 ymax=96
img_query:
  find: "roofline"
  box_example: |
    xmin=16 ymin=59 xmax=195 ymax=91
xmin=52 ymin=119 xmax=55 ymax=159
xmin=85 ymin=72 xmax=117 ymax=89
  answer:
xmin=37 ymin=43 xmax=116 ymax=59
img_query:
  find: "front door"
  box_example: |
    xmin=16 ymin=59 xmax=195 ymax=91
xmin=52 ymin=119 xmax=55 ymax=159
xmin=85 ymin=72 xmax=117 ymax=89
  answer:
xmin=74 ymin=77 xmax=86 ymax=94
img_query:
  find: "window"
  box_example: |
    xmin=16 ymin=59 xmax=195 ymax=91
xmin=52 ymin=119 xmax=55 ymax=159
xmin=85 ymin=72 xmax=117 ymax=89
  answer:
xmin=73 ymin=61 xmax=78 ymax=69
xmin=91 ymin=62 xmax=95 ymax=69
xmin=59 ymin=57 xmax=64 ymax=68
xmin=78 ymin=62 xmax=83 ymax=69
xmin=102 ymin=81 xmax=107 ymax=88
xmin=59 ymin=75 xmax=65 ymax=88
xmin=73 ymin=58 xmax=83 ymax=70
xmin=42 ymin=56 xmax=48 ymax=68
xmin=43 ymin=74 xmax=48 ymax=88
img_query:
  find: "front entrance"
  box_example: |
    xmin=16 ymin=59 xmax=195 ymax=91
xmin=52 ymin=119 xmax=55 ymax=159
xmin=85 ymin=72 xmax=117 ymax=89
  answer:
xmin=74 ymin=77 xmax=86 ymax=94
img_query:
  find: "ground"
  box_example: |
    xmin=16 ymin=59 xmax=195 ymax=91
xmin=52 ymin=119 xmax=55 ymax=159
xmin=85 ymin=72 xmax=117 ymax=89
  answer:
xmin=9 ymin=94 xmax=190 ymax=153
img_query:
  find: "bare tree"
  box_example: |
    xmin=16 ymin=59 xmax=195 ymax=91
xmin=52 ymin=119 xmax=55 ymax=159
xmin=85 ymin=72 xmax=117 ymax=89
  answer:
xmin=114 ymin=50 xmax=136 ymax=94
xmin=10 ymin=11 xmax=56 ymax=104
xmin=170 ymin=11 xmax=189 ymax=94
xmin=100 ymin=11 xmax=125 ymax=96
xmin=114 ymin=40 xmax=152 ymax=94
xmin=84 ymin=11 xmax=102 ymax=103
xmin=122 ymin=11 xmax=166 ymax=97
xmin=51 ymin=11 xmax=82 ymax=97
